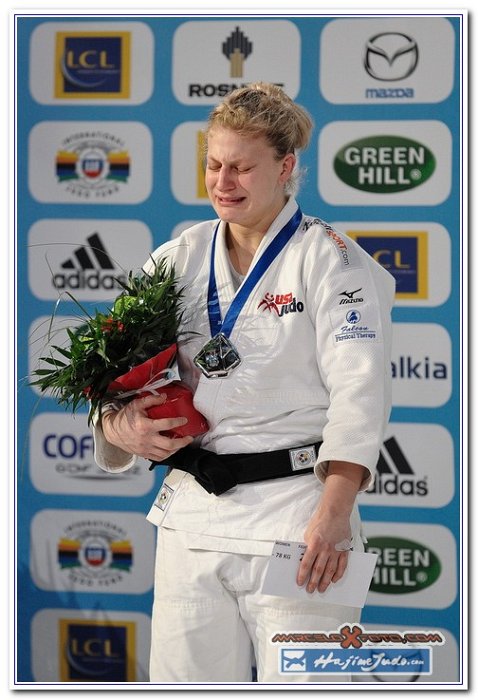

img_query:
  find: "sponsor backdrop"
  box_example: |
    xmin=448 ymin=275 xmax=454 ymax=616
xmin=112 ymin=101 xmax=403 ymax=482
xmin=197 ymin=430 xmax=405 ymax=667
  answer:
xmin=16 ymin=13 xmax=464 ymax=685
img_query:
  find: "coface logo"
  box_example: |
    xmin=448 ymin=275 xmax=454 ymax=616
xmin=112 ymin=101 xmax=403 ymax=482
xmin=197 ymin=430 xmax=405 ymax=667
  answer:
xmin=59 ymin=619 xmax=136 ymax=681
xmin=29 ymin=412 xmax=152 ymax=496
xmin=364 ymin=32 xmax=419 ymax=81
xmin=55 ymin=31 xmax=131 ymax=98
xmin=334 ymin=135 xmax=435 ymax=193
xmin=367 ymin=536 xmax=441 ymax=594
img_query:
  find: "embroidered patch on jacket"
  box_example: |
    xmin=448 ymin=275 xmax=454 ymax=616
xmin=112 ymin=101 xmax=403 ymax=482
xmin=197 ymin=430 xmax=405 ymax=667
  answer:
xmin=154 ymin=483 xmax=174 ymax=512
xmin=289 ymin=445 xmax=317 ymax=471
xmin=329 ymin=305 xmax=380 ymax=344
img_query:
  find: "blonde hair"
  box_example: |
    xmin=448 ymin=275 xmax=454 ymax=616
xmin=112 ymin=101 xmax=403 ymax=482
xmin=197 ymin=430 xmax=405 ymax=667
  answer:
xmin=205 ymin=82 xmax=314 ymax=194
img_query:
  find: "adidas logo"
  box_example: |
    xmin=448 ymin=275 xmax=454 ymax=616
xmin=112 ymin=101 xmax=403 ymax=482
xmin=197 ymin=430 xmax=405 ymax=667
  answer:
xmin=52 ymin=233 xmax=127 ymax=291
xmin=369 ymin=436 xmax=428 ymax=497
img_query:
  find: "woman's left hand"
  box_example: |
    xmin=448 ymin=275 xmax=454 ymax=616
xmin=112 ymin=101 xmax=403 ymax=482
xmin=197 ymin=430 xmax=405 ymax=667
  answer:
xmin=296 ymin=507 xmax=352 ymax=593
xmin=295 ymin=460 xmax=366 ymax=594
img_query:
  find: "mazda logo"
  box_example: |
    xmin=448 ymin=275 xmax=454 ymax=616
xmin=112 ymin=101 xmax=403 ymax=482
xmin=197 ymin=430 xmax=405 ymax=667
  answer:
xmin=364 ymin=32 xmax=419 ymax=81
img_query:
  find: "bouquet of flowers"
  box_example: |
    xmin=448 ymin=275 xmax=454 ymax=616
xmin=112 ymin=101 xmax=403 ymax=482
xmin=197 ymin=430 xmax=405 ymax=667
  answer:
xmin=30 ymin=257 xmax=208 ymax=438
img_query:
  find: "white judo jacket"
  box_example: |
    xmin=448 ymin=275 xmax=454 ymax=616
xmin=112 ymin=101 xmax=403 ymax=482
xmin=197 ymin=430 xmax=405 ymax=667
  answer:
xmin=94 ymin=198 xmax=395 ymax=547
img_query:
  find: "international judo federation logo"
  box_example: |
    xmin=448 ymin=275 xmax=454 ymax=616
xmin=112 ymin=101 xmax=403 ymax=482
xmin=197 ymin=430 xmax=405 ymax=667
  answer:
xmin=258 ymin=292 xmax=304 ymax=317
xmin=289 ymin=445 xmax=316 ymax=471
xmin=57 ymin=519 xmax=133 ymax=588
xmin=55 ymin=130 xmax=130 ymax=199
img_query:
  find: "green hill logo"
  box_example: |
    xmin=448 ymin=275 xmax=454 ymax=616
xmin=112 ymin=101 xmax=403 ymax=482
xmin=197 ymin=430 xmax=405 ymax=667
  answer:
xmin=334 ymin=136 xmax=436 ymax=193
xmin=367 ymin=536 xmax=441 ymax=593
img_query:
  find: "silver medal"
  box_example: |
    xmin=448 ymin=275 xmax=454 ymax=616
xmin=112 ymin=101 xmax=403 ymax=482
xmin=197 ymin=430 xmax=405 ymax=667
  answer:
xmin=193 ymin=333 xmax=241 ymax=378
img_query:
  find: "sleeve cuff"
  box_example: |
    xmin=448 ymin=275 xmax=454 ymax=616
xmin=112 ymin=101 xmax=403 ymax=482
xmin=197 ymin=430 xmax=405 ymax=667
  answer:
xmin=314 ymin=459 xmax=374 ymax=493
xmin=93 ymin=422 xmax=137 ymax=473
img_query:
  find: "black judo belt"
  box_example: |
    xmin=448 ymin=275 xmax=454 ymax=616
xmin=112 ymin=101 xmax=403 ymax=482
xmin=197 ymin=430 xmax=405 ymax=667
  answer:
xmin=149 ymin=442 xmax=322 ymax=496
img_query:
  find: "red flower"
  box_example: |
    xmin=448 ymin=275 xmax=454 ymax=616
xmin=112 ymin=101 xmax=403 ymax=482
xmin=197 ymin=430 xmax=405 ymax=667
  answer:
xmin=101 ymin=317 xmax=125 ymax=333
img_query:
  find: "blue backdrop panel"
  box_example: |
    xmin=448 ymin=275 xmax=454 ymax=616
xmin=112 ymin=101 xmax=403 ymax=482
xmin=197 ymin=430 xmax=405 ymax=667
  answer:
xmin=15 ymin=13 xmax=464 ymax=685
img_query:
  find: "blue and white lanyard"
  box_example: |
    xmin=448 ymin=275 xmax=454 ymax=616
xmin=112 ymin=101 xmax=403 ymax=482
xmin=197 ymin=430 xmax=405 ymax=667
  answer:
xmin=206 ymin=207 xmax=303 ymax=338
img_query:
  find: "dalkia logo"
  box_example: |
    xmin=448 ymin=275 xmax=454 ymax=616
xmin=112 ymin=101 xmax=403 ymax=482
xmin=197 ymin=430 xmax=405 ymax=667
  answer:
xmin=334 ymin=135 xmax=436 ymax=193
xmin=392 ymin=355 xmax=447 ymax=380
xmin=367 ymin=536 xmax=441 ymax=593
xmin=258 ymin=292 xmax=304 ymax=317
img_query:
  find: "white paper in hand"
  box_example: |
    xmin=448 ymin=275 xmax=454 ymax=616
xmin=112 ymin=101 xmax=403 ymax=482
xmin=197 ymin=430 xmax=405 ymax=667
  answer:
xmin=261 ymin=540 xmax=377 ymax=608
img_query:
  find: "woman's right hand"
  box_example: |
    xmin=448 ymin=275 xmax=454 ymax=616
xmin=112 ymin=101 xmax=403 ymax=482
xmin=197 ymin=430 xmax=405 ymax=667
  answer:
xmin=101 ymin=393 xmax=194 ymax=462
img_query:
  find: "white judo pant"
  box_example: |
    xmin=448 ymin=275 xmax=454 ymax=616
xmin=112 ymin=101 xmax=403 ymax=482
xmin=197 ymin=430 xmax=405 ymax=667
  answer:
xmin=150 ymin=526 xmax=361 ymax=683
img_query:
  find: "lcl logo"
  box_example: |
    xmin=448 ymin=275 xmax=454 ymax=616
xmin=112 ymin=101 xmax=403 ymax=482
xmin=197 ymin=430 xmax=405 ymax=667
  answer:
xmin=364 ymin=32 xmax=419 ymax=81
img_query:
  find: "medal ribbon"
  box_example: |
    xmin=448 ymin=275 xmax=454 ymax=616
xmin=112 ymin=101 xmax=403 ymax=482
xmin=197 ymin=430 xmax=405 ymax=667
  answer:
xmin=207 ymin=207 xmax=302 ymax=338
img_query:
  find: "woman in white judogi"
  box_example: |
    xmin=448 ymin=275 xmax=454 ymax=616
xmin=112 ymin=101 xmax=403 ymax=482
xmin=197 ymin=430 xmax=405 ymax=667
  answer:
xmin=94 ymin=83 xmax=395 ymax=683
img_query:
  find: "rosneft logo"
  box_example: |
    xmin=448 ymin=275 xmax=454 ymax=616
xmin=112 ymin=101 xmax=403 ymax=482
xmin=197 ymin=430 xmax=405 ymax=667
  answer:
xmin=367 ymin=536 xmax=441 ymax=594
xmin=334 ymin=136 xmax=436 ymax=193
xmin=223 ymin=27 xmax=253 ymax=78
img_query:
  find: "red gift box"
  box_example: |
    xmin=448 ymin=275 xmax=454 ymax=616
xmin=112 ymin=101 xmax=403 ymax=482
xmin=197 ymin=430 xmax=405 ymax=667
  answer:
xmin=107 ymin=344 xmax=208 ymax=439
xmin=145 ymin=381 xmax=209 ymax=438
